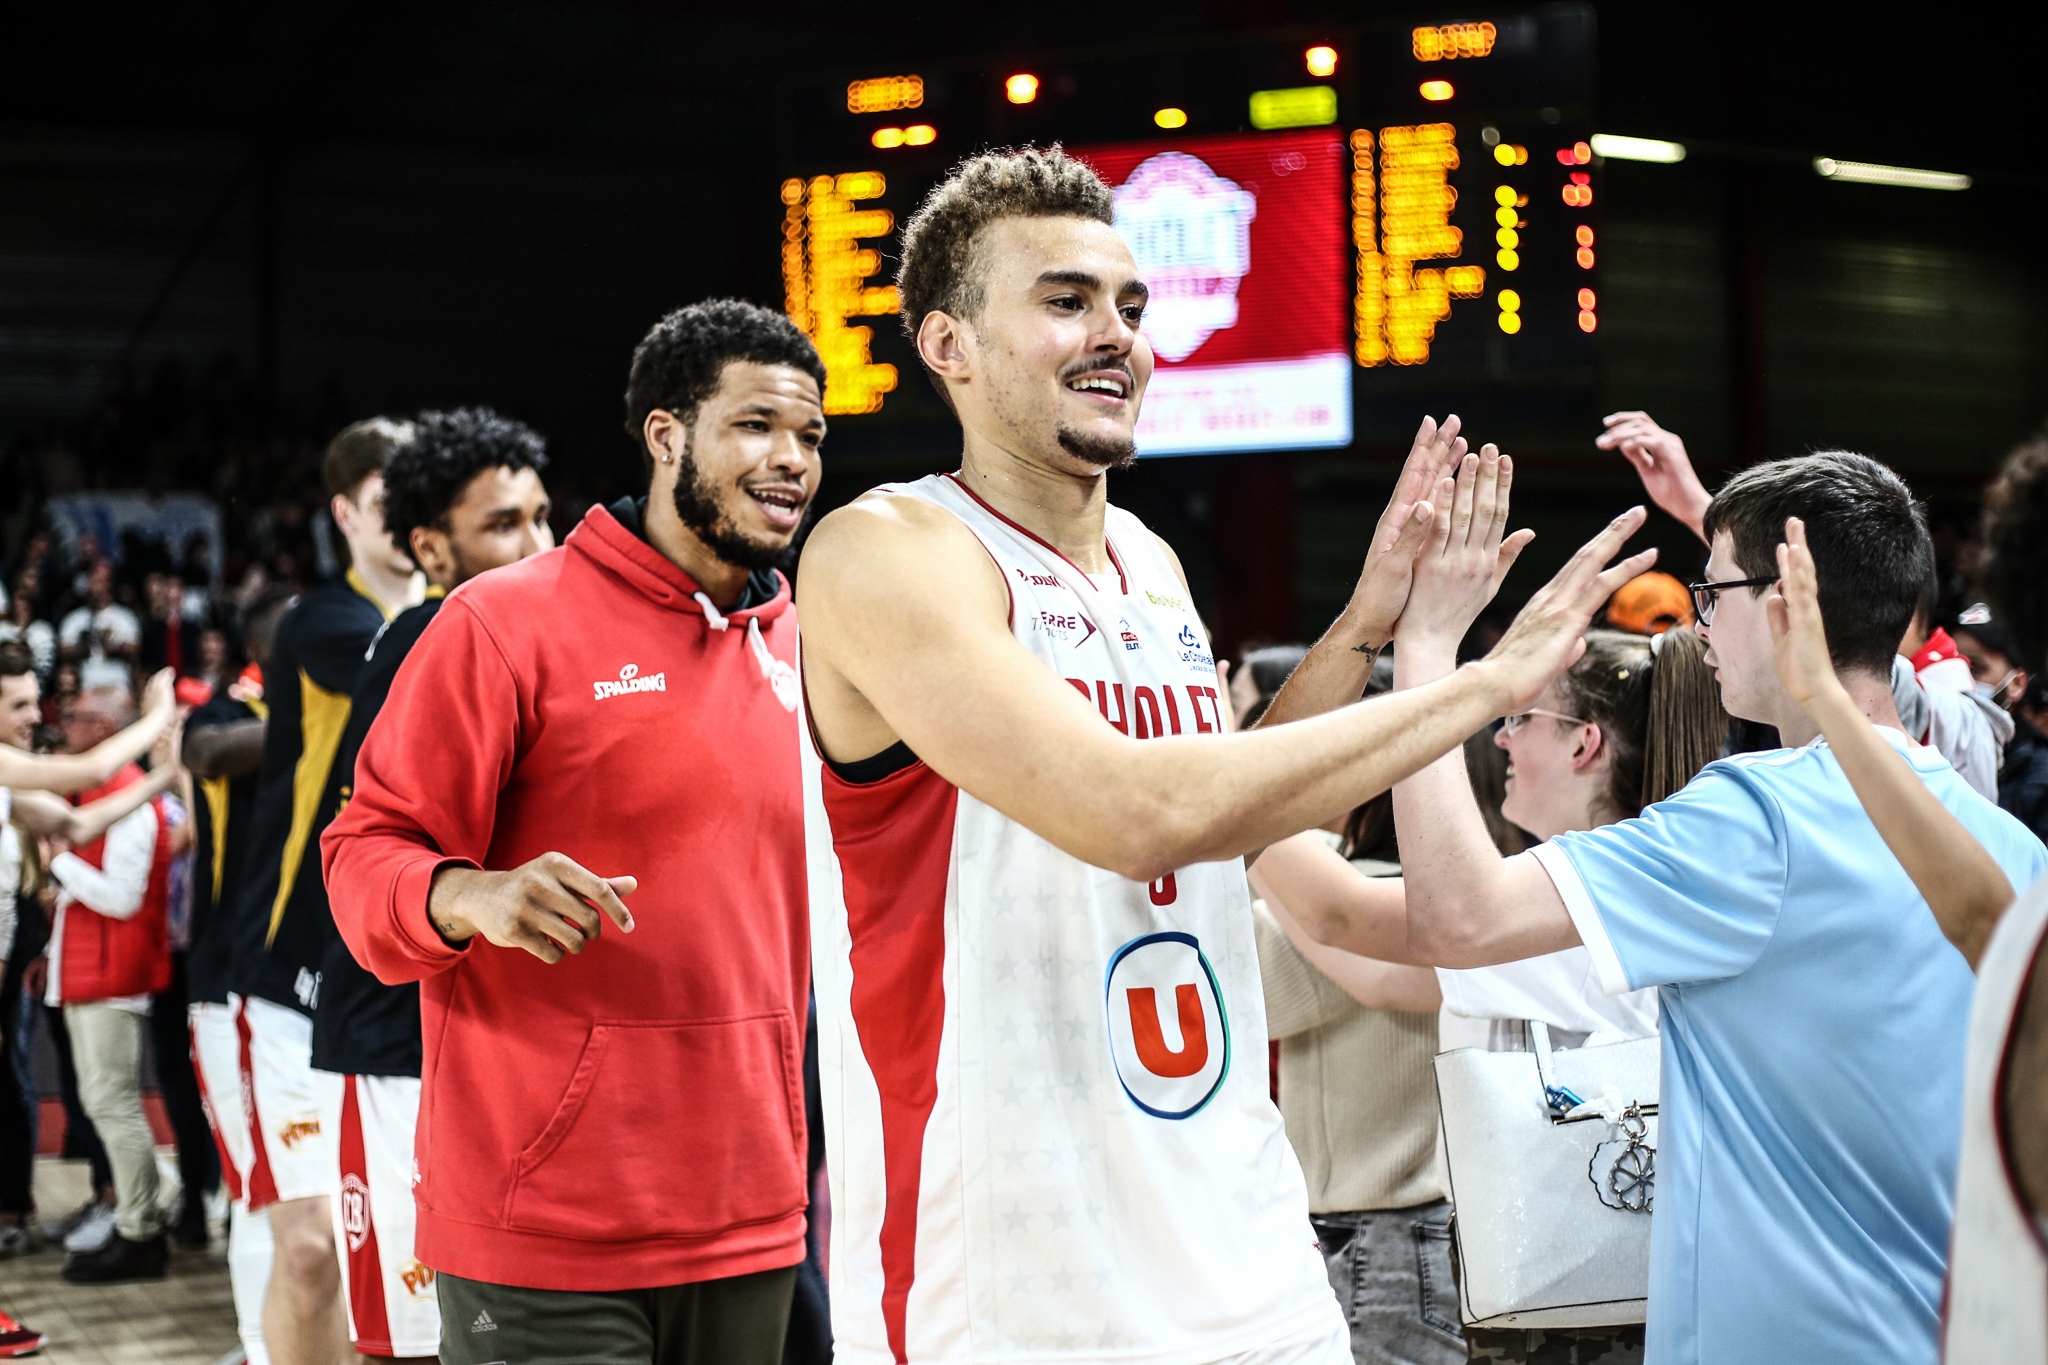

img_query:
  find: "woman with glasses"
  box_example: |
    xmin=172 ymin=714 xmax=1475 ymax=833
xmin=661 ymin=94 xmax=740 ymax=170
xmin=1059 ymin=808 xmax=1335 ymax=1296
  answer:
xmin=1250 ymin=626 xmax=1726 ymax=1364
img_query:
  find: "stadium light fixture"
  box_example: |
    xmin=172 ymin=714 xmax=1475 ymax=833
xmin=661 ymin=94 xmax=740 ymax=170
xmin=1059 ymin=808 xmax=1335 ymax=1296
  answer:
xmin=1814 ymin=158 xmax=1970 ymax=190
xmin=1589 ymin=133 xmax=1686 ymax=163
xmin=1249 ymin=86 xmax=1337 ymax=130
xmin=1419 ymin=80 xmax=1454 ymax=102
xmin=1305 ymin=45 xmax=1338 ymax=77
xmin=1154 ymin=107 xmax=1188 ymax=129
xmin=1005 ymin=73 xmax=1039 ymax=105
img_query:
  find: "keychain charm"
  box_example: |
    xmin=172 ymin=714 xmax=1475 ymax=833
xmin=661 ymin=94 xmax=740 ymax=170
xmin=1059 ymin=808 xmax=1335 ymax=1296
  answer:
xmin=1589 ymin=1102 xmax=1655 ymax=1213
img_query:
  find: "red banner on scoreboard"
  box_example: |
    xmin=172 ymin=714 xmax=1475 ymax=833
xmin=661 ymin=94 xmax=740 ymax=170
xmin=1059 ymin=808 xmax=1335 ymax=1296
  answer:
xmin=1076 ymin=129 xmax=1351 ymax=455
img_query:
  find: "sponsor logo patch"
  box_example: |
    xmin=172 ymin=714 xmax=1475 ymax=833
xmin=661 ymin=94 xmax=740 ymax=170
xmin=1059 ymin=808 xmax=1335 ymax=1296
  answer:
xmin=1104 ymin=931 xmax=1231 ymax=1120
xmin=339 ymin=1173 xmax=370 ymax=1252
xmin=594 ymin=662 xmax=667 ymax=702
xmin=402 ymin=1259 xmax=436 ymax=1297
xmin=277 ymin=1117 xmax=322 ymax=1150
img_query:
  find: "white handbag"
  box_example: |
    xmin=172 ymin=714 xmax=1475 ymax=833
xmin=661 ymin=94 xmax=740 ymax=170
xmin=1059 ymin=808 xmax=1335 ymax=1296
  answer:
xmin=1433 ymin=1022 xmax=1660 ymax=1329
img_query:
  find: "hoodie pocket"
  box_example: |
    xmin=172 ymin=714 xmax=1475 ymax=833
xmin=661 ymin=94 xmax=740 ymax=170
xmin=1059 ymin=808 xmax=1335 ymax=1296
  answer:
xmin=506 ymin=1012 xmax=807 ymax=1240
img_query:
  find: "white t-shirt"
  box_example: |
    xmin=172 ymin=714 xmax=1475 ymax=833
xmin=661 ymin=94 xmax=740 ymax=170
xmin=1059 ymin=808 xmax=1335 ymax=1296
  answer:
xmin=1435 ymin=946 xmax=1660 ymax=1053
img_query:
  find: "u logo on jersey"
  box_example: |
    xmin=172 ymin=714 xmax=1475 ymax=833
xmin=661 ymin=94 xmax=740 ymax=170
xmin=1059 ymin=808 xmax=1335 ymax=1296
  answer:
xmin=1104 ymin=932 xmax=1230 ymax=1119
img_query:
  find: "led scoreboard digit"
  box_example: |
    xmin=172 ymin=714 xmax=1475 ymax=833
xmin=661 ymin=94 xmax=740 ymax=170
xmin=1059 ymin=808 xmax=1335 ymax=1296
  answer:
xmin=774 ymin=6 xmax=1595 ymax=442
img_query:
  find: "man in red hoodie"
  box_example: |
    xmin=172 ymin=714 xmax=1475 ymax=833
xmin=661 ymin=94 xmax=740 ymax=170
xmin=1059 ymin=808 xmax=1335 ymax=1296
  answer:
xmin=323 ymin=299 xmax=824 ymax=1365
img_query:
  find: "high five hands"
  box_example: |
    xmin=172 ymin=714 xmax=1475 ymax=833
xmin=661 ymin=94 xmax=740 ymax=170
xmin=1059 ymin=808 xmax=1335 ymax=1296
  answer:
xmin=1338 ymin=414 xmax=1469 ymax=648
xmin=1397 ymin=443 xmax=1538 ymax=657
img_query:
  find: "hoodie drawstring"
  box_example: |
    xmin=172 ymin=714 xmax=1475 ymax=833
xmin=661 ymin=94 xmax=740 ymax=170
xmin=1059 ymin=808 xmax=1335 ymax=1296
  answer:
xmin=693 ymin=591 xmax=730 ymax=631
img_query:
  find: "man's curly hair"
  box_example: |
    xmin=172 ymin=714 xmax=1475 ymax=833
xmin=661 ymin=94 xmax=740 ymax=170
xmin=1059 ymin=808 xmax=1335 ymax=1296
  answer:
xmin=897 ymin=145 xmax=1115 ymax=348
xmin=382 ymin=407 xmax=548 ymax=556
xmin=622 ymin=299 xmax=824 ymax=467
xmin=1980 ymin=428 xmax=2048 ymax=672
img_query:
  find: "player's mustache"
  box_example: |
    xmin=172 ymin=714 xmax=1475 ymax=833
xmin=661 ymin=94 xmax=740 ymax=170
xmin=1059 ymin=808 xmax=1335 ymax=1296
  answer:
xmin=1056 ymin=358 xmax=1136 ymax=389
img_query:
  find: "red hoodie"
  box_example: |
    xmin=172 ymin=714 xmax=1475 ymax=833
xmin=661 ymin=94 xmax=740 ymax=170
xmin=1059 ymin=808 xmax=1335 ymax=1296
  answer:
xmin=320 ymin=504 xmax=809 ymax=1291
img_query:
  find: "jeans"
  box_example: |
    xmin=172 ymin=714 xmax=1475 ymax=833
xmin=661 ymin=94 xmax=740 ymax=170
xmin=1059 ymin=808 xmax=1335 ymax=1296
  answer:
xmin=1312 ymin=1199 xmax=1465 ymax=1365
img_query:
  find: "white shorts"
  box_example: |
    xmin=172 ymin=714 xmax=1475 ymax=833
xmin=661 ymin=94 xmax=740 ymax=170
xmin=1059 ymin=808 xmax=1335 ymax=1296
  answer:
xmin=190 ymin=995 xmax=281 ymax=1210
xmin=242 ymin=994 xmax=335 ymax=1203
xmin=315 ymin=1071 xmax=438 ymax=1359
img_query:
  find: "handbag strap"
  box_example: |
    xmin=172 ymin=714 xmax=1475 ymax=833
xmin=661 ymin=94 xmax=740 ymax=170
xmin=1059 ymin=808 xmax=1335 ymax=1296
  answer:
xmin=1529 ymin=1020 xmax=1587 ymax=1117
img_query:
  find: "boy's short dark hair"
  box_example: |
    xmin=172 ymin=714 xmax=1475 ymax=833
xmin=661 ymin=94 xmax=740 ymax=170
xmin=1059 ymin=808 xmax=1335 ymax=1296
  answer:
xmin=1979 ymin=430 xmax=2048 ymax=673
xmin=1702 ymin=451 xmax=1933 ymax=677
xmin=621 ymin=299 xmax=825 ymax=470
xmin=382 ymin=408 xmax=549 ymax=555
xmin=0 ymin=640 xmax=34 ymax=680
xmin=322 ymin=417 xmax=416 ymax=499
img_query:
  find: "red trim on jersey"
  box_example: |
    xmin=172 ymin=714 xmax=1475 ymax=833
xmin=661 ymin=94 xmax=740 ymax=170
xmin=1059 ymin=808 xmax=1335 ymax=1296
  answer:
xmin=189 ymin=1021 xmax=242 ymax=1204
xmin=235 ymin=999 xmax=280 ymax=1211
xmin=820 ymin=756 xmax=960 ymax=1365
xmin=339 ymin=1076 xmax=396 ymax=1355
xmin=941 ymin=472 xmax=1129 ymax=594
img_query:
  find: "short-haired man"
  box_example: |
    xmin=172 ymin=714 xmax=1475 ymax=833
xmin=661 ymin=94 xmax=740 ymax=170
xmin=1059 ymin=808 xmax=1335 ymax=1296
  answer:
xmin=313 ymin=406 xmax=552 ymax=1361
xmin=1391 ymin=452 xmax=2047 ymax=1364
xmin=796 ymin=146 xmax=1653 ymax=1363
xmin=42 ymin=680 xmax=180 ymax=1281
xmin=324 ymin=301 xmax=826 ymax=1365
xmin=236 ymin=418 xmax=422 ymax=1364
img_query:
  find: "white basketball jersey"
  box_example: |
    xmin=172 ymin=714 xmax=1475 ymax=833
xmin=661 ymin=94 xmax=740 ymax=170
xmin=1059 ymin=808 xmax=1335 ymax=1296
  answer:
xmin=803 ymin=473 xmax=1341 ymax=1364
xmin=1943 ymin=875 xmax=2048 ymax=1363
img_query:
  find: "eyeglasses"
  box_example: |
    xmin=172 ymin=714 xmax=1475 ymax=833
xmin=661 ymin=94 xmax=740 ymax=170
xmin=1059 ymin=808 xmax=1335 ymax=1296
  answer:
xmin=1500 ymin=707 xmax=1590 ymax=736
xmin=1687 ymin=576 xmax=1776 ymax=627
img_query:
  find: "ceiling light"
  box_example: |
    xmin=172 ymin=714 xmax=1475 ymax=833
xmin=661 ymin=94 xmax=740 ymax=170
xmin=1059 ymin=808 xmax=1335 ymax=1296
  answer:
xmin=1005 ymin=73 xmax=1039 ymax=105
xmin=1305 ymin=45 xmax=1338 ymax=77
xmin=1154 ymin=107 xmax=1188 ymax=129
xmin=1590 ymin=133 xmax=1686 ymax=163
xmin=1814 ymin=158 xmax=1970 ymax=190
xmin=1419 ymin=80 xmax=1454 ymax=102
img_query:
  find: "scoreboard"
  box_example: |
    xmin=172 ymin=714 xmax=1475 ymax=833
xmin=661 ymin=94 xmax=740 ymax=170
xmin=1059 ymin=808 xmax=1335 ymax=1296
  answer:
xmin=774 ymin=5 xmax=1596 ymax=452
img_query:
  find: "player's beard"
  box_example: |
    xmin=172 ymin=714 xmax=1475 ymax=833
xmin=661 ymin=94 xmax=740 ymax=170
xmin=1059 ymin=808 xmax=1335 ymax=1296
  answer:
xmin=1056 ymin=426 xmax=1138 ymax=470
xmin=671 ymin=444 xmax=807 ymax=573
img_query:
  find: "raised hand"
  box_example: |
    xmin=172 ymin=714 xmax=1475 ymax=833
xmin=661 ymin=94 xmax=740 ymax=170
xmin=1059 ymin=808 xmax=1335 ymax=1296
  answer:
xmin=1338 ymin=414 xmax=1468 ymax=645
xmin=1396 ymin=444 xmax=1536 ymax=656
xmin=140 ymin=667 xmax=176 ymax=717
xmin=1767 ymin=516 xmax=1838 ymax=709
xmin=1481 ymin=507 xmax=1657 ymax=713
xmin=1596 ymin=410 xmax=1711 ymax=539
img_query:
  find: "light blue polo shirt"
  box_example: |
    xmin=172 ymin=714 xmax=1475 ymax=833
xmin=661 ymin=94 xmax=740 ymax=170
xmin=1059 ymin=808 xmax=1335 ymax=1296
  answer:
xmin=1530 ymin=730 xmax=2046 ymax=1365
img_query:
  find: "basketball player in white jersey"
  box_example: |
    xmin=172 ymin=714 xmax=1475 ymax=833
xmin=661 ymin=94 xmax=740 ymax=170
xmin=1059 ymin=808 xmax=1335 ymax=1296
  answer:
xmin=797 ymin=145 xmax=1658 ymax=1365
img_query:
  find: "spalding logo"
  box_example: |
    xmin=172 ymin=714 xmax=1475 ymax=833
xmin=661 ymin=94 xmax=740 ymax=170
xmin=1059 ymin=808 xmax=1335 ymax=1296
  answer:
xmin=594 ymin=662 xmax=667 ymax=701
xmin=1104 ymin=931 xmax=1230 ymax=1119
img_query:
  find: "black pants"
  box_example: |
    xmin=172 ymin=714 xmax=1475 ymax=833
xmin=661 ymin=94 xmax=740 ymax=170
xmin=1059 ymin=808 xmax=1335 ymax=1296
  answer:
xmin=149 ymin=952 xmax=217 ymax=1226
xmin=438 ymin=1265 xmax=797 ymax=1365
xmin=0 ymin=954 xmax=32 ymax=1216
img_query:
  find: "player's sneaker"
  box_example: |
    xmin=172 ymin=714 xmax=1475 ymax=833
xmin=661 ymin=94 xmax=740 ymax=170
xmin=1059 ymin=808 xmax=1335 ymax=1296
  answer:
xmin=0 ymin=1306 xmax=46 ymax=1358
xmin=0 ymin=1223 xmax=36 ymax=1258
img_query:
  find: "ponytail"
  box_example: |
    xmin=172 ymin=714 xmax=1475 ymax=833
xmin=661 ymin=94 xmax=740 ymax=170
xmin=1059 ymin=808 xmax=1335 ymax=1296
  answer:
xmin=1640 ymin=630 xmax=1724 ymax=807
xmin=1555 ymin=628 xmax=1729 ymax=821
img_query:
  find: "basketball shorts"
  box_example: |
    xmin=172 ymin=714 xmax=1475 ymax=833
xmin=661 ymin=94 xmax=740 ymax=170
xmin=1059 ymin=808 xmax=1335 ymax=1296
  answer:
xmin=190 ymin=995 xmax=280 ymax=1210
xmin=315 ymin=1070 xmax=438 ymax=1358
xmin=242 ymin=994 xmax=334 ymax=1203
